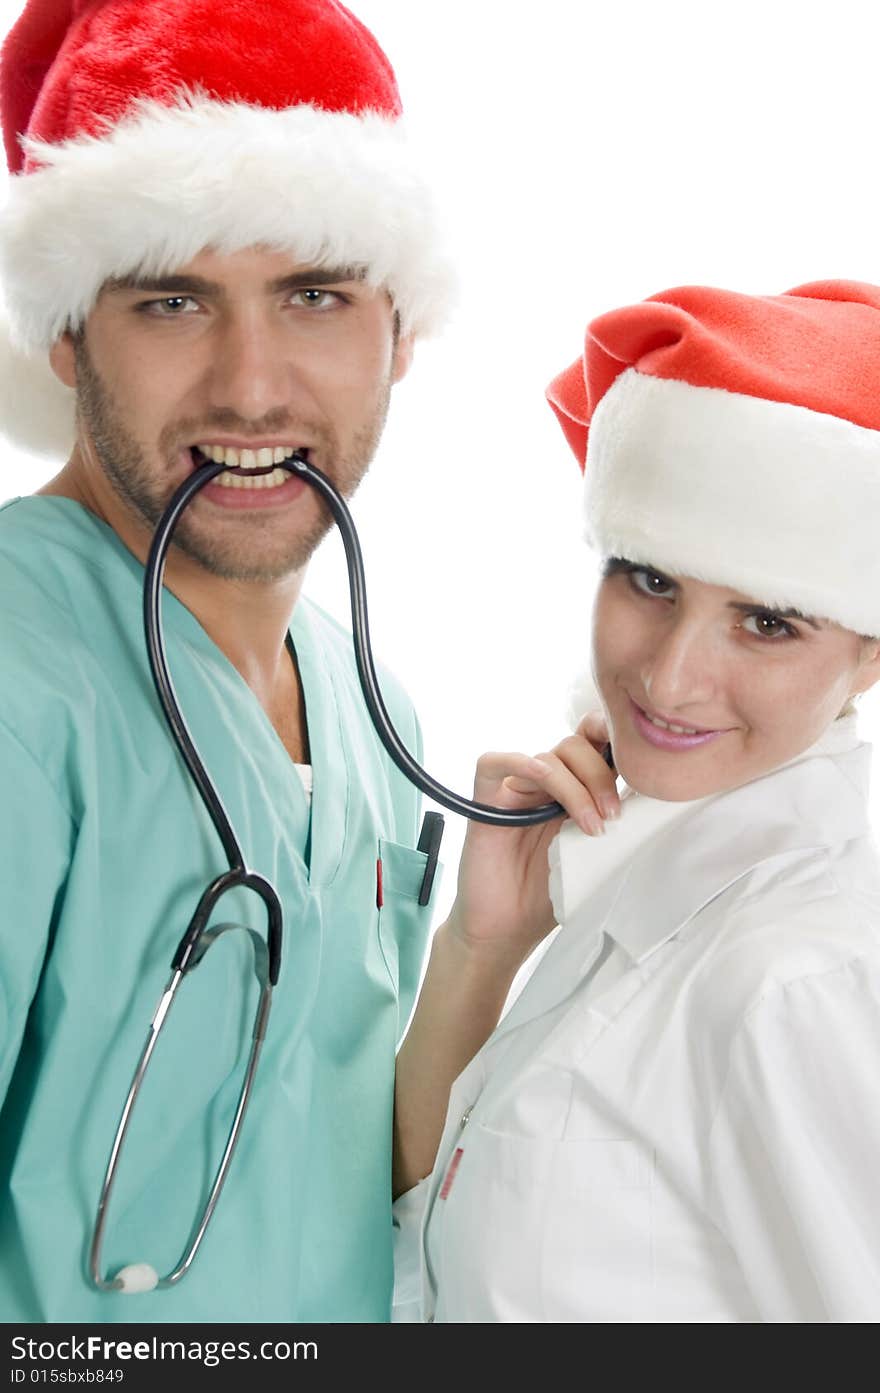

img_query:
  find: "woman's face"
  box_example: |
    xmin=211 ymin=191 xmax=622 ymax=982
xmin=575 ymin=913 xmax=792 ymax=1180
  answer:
xmin=592 ymin=560 xmax=880 ymax=801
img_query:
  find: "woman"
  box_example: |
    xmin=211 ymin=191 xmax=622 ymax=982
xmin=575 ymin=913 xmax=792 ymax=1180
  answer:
xmin=392 ymin=280 xmax=880 ymax=1322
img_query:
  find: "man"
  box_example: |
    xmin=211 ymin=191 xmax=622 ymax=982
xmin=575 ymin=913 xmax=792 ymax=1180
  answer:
xmin=0 ymin=0 xmax=453 ymax=1322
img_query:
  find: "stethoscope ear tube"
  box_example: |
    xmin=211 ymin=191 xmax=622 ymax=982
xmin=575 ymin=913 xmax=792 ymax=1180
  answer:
xmin=282 ymin=454 xmax=565 ymax=827
xmin=146 ymin=456 xmax=565 ymax=829
xmin=144 ymin=461 xmax=248 ymax=872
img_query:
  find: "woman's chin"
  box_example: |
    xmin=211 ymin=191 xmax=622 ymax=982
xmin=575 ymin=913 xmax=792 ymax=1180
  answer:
xmin=621 ymin=773 xmax=704 ymax=802
xmin=612 ymin=748 xmax=729 ymax=803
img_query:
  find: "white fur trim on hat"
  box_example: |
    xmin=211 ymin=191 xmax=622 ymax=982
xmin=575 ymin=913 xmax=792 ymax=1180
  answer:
xmin=0 ymin=95 xmax=455 ymax=458
xmin=2 ymin=96 xmax=454 ymax=351
xmin=566 ymin=668 xmax=602 ymax=731
xmin=0 ymin=301 xmax=75 ymax=457
xmin=586 ymin=368 xmax=880 ymax=636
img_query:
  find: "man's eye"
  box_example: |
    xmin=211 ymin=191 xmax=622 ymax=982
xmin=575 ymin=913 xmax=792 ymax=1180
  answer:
xmin=140 ymin=296 xmax=200 ymax=316
xmin=630 ymin=567 xmax=674 ymax=598
xmin=292 ymin=289 xmax=341 ymax=309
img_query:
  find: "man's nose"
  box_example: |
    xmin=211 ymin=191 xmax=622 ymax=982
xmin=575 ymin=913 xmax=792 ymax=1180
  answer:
xmin=205 ymin=311 xmax=298 ymax=422
xmin=641 ymin=618 xmax=717 ymax=711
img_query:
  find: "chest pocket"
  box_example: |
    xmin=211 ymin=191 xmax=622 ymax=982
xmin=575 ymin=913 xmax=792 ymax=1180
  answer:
xmin=377 ymin=839 xmax=442 ymax=1040
xmin=538 ymin=1134 xmax=655 ymax=1321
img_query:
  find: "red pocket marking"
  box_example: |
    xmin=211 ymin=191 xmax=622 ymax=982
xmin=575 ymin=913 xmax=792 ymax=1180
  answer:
xmin=376 ymin=857 xmax=384 ymax=909
xmin=439 ymin=1147 xmax=464 ymax=1200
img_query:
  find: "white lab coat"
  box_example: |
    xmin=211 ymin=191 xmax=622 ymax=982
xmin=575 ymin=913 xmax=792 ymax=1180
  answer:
xmin=393 ymin=717 xmax=880 ymax=1322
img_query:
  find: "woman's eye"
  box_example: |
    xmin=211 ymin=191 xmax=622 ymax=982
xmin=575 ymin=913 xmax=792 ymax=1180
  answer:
xmin=630 ymin=568 xmax=675 ymax=598
xmin=742 ymin=612 xmax=796 ymax=640
xmin=141 ymin=296 xmax=200 ymax=316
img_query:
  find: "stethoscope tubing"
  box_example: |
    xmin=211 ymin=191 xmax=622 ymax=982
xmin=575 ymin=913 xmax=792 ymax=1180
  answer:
xmin=94 ymin=453 xmax=566 ymax=1295
xmin=145 ymin=455 xmax=565 ymax=832
xmin=143 ymin=459 xmax=248 ymax=870
xmin=284 ymin=454 xmax=564 ymax=825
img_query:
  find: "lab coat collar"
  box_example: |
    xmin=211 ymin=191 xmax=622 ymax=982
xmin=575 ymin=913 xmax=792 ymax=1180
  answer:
xmin=497 ymin=718 xmax=871 ymax=1041
xmin=608 ymin=726 xmax=870 ymax=964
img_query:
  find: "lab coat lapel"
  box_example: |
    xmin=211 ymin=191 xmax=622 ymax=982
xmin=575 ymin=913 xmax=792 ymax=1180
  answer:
xmin=609 ymin=741 xmax=871 ymax=964
xmin=492 ymin=885 xmax=618 ymax=1044
xmin=492 ymin=739 xmax=872 ymax=1043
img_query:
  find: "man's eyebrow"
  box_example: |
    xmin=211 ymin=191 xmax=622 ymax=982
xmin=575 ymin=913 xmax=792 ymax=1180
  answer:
xmin=726 ymin=600 xmax=822 ymax=630
xmin=106 ymin=273 xmax=218 ymax=295
xmin=268 ymin=266 xmax=365 ymax=293
xmin=105 ymin=266 xmax=365 ymax=296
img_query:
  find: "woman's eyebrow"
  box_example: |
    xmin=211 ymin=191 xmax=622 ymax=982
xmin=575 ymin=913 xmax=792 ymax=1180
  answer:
xmin=726 ymin=601 xmax=821 ymax=630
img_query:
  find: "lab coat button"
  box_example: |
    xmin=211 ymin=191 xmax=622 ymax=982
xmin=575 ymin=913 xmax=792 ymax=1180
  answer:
xmin=459 ymin=1107 xmax=472 ymax=1128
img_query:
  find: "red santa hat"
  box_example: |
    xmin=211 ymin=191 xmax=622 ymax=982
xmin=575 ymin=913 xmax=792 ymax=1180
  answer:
xmin=547 ymin=280 xmax=880 ymax=638
xmin=0 ymin=0 xmax=454 ymax=457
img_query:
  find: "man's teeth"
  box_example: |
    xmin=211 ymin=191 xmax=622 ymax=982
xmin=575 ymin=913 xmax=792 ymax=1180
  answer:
xmin=196 ymin=443 xmax=301 ymax=489
xmin=198 ymin=444 xmax=299 ymax=468
xmin=214 ymin=466 xmax=290 ymax=490
xmin=645 ymin=712 xmax=703 ymax=735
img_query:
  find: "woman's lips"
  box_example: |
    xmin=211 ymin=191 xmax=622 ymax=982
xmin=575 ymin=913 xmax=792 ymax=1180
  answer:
xmin=628 ymin=696 xmax=729 ymax=752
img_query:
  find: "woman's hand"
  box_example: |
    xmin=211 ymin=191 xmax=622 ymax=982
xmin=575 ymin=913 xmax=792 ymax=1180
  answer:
xmin=446 ymin=711 xmax=618 ymax=970
xmin=395 ymin=710 xmax=619 ymax=1195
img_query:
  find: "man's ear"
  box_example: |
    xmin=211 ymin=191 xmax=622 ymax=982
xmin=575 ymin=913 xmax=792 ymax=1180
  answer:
xmin=49 ymin=332 xmax=77 ymax=389
xmin=391 ymin=331 xmax=415 ymax=385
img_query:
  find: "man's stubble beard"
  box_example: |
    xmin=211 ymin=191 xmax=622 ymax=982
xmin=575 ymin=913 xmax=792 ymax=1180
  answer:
xmin=73 ymin=336 xmax=391 ymax=581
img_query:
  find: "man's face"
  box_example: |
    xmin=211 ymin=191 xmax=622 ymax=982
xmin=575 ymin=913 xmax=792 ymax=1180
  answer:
xmin=52 ymin=246 xmax=413 ymax=581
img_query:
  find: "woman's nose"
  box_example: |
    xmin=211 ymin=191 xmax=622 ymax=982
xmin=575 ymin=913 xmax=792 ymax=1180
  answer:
xmin=641 ymin=619 xmax=717 ymax=711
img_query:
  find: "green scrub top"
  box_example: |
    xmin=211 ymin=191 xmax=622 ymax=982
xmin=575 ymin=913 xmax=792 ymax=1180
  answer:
xmin=0 ymin=496 xmax=438 ymax=1323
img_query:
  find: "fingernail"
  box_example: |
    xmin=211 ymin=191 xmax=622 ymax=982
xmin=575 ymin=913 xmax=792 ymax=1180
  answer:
xmin=579 ymin=811 xmax=604 ymax=836
xmin=599 ymin=796 xmax=621 ymax=820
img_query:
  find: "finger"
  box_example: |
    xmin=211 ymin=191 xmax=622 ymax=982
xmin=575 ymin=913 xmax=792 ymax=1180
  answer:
xmin=475 ymin=751 xmax=614 ymax=835
xmin=501 ymin=751 xmax=609 ymax=837
xmin=477 ymin=745 xmax=618 ymax=831
xmin=503 ymin=773 xmax=549 ymax=795
xmin=473 ymin=751 xmax=568 ymax=816
xmin=575 ymin=708 xmax=610 ymax=750
xmin=544 ymin=734 xmax=620 ymax=821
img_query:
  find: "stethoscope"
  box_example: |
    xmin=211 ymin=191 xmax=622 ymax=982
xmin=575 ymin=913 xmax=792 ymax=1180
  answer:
xmin=89 ymin=452 xmax=567 ymax=1294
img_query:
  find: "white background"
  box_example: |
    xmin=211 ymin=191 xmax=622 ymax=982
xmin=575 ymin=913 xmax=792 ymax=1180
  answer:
xmin=3 ymin=0 xmax=880 ymax=925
